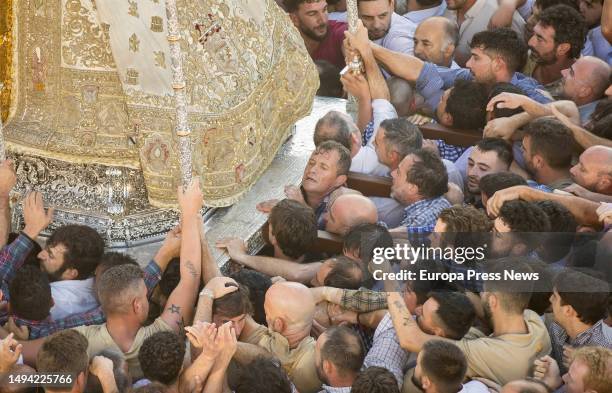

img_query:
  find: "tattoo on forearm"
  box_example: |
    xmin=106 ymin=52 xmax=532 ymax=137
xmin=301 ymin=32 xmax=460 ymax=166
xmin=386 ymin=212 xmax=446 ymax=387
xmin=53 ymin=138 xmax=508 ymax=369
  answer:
xmin=185 ymin=261 xmax=198 ymax=278
xmin=392 ymin=300 xmax=406 ymax=312
xmin=391 ymin=299 xmax=413 ymax=327
xmin=168 ymin=304 xmax=181 ymax=314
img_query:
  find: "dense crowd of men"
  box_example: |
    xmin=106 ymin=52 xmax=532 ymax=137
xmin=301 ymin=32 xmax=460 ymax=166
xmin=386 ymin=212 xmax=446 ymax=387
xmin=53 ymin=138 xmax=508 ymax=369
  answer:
xmin=0 ymin=0 xmax=611 ymax=392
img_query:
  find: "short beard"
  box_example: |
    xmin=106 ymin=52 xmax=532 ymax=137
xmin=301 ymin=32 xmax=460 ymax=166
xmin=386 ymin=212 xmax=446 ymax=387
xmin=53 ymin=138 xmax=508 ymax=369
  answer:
xmin=301 ymin=24 xmax=328 ymax=42
xmin=45 ymin=265 xmax=68 ymax=282
xmin=368 ymin=27 xmax=390 ymax=41
xmin=529 ymin=48 xmax=557 ymax=66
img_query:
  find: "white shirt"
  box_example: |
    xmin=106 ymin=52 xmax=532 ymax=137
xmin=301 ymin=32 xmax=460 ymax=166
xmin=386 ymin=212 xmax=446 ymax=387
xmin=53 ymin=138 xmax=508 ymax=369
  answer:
xmin=443 ymin=0 xmax=525 ymax=66
xmin=350 ymin=99 xmax=395 ymax=176
xmin=459 ymin=381 xmax=491 ymax=393
xmin=49 ymin=277 xmax=99 ymax=320
xmin=516 ymin=0 xmax=534 ymax=21
xmin=404 ymin=2 xmax=447 ymax=25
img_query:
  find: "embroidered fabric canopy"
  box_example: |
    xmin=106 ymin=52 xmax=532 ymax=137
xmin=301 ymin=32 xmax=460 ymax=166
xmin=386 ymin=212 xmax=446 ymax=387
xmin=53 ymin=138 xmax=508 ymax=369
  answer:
xmin=2 ymin=0 xmax=318 ymax=207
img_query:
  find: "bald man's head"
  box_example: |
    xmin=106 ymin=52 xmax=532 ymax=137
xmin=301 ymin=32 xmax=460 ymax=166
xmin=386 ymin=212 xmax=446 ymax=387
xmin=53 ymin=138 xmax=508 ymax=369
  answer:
xmin=413 ymin=16 xmax=458 ymax=68
xmin=325 ymin=194 xmax=378 ymax=236
xmin=562 ymin=56 xmax=611 ymax=105
xmin=388 ymin=77 xmax=417 ymax=117
xmin=265 ymin=282 xmax=316 ymax=338
xmin=570 ymin=146 xmax=612 ymax=195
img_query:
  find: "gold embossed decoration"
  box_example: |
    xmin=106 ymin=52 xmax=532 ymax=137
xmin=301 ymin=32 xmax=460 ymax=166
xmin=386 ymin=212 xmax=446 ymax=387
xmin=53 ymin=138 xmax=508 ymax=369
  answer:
xmin=0 ymin=0 xmax=13 ymax=123
xmin=150 ymin=16 xmax=163 ymax=32
xmin=4 ymin=0 xmax=319 ymax=208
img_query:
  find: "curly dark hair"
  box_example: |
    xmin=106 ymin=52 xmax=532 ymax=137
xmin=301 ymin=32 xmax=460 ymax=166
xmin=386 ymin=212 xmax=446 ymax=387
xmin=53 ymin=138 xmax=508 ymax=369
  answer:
xmin=47 ymin=225 xmax=105 ymax=280
xmin=406 ymin=149 xmax=449 ymax=199
xmin=470 ymin=28 xmax=528 ymax=73
xmin=139 ymin=331 xmax=186 ymax=385
xmin=498 ymin=200 xmax=551 ymax=252
xmin=538 ymin=5 xmax=588 ymax=59
xmin=9 ymin=265 xmax=53 ymax=321
xmin=269 ymin=199 xmax=317 ymax=260
xmin=438 ymin=205 xmax=492 ymax=233
xmin=436 ymin=205 xmax=492 ymax=251
xmin=488 ymin=83 xmax=527 ymax=119
xmin=446 ymin=80 xmax=488 ymax=130
xmin=499 ymin=200 xmax=551 ymax=233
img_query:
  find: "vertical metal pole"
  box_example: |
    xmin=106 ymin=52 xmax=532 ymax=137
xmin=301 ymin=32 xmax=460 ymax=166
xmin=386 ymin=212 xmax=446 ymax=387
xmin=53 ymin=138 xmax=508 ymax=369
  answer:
xmin=0 ymin=83 xmax=6 ymax=161
xmin=345 ymin=0 xmax=364 ymax=122
xmin=165 ymin=0 xmax=193 ymax=187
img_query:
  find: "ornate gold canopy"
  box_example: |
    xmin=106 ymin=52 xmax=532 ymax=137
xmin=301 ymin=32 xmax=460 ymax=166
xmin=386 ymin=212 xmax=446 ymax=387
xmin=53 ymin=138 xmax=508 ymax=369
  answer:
xmin=2 ymin=0 xmax=318 ymax=208
xmin=0 ymin=0 xmax=12 ymax=123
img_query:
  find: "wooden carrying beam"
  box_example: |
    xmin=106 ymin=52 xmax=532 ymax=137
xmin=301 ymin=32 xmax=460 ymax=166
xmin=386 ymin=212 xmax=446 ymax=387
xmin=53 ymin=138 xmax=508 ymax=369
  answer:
xmin=346 ymin=172 xmax=391 ymax=197
xmin=418 ymin=123 xmax=482 ymax=147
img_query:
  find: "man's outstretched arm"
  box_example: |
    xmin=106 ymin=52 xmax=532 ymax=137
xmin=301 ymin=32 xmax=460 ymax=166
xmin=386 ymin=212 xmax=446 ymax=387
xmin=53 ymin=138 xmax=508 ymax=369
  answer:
xmin=161 ymin=179 xmax=203 ymax=331
xmin=217 ymin=237 xmax=321 ymax=284
xmin=345 ymin=20 xmax=424 ymax=83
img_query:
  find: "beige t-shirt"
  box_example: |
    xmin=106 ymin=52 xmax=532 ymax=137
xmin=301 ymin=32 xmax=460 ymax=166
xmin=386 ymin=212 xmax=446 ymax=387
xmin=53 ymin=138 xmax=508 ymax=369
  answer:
xmin=242 ymin=324 xmax=322 ymax=393
xmin=454 ymin=310 xmax=552 ymax=385
xmin=72 ymin=317 xmax=173 ymax=380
